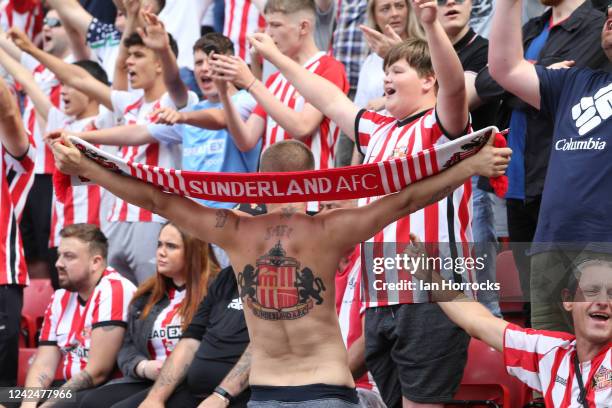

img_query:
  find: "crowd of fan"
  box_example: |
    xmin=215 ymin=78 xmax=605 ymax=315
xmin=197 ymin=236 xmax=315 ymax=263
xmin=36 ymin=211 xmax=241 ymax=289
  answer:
xmin=0 ymin=0 xmax=610 ymax=407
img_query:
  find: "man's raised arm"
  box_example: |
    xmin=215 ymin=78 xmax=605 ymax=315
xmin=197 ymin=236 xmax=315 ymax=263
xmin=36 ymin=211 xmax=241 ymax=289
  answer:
xmin=0 ymin=48 xmax=51 ymax=120
xmin=137 ymin=11 xmax=189 ymax=108
xmin=7 ymin=28 xmax=113 ymax=110
xmin=245 ymin=33 xmax=360 ymax=140
xmin=0 ymin=77 xmax=29 ymax=157
xmin=488 ymin=0 xmax=540 ymax=109
xmin=48 ymin=133 xmax=239 ymax=250
xmin=414 ymin=0 xmax=468 ymax=137
xmin=45 ymin=0 xmax=94 ymax=39
xmin=211 ymin=53 xmax=327 ymax=141
xmin=322 ymin=137 xmax=511 ymax=252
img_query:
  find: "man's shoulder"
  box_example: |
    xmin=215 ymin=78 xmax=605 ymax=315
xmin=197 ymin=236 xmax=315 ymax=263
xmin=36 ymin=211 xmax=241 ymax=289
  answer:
xmin=97 ymin=268 xmax=137 ymax=293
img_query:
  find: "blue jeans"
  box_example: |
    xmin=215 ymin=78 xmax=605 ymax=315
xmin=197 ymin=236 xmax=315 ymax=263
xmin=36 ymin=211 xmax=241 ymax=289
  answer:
xmin=471 ymin=177 xmax=502 ymax=317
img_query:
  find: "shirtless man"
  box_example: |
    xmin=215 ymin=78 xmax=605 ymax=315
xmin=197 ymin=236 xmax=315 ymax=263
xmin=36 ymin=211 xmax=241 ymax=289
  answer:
xmin=48 ymin=136 xmax=510 ymax=407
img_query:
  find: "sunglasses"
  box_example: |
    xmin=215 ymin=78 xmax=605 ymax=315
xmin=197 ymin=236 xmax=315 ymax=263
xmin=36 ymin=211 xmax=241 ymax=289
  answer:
xmin=44 ymin=17 xmax=62 ymax=28
xmin=436 ymin=0 xmax=466 ymax=5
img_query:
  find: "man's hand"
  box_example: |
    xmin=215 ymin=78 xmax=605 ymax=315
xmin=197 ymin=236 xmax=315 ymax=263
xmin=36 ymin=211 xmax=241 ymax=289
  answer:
xmin=547 ymin=60 xmax=575 ymax=70
xmin=403 ymin=233 xmax=431 ymax=282
xmin=136 ymin=11 xmax=169 ymax=52
xmin=197 ymin=395 xmax=229 ymax=408
xmin=152 ymin=107 xmax=186 ymax=125
xmin=46 ymin=131 xmax=85 ymax=176
xmin=360 ymin=24 xmax=403 ymax=59
xmin=247 ymin=32 xmax=282 ymax=62
xmin=412 ymin=0 xmax=438 ymax=26
xmin=7 ymin=28 xmax=36 ymax=54
xmin=470 ymin=138 xmax=512 ymax=178
xmin=139 ymin=360 xmax=164 ymax=381
xmin=210 ymin=54 xmax=255 ymax=89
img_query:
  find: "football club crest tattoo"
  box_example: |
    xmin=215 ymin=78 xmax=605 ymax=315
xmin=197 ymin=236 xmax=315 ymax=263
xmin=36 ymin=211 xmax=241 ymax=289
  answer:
xmin=238 ymin=242 xmax=326 ymax=321
xmin=592 ymin=366 xmax=612 ymax=391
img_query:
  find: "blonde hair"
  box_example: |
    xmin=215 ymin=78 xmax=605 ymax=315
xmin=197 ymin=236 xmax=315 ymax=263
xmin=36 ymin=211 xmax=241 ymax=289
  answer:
xmin=366 ymin=0 xmax=425 ymax=42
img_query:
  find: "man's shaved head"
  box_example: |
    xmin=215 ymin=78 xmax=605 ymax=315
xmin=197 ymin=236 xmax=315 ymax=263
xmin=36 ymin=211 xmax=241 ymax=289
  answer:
xmin=260 ymin=140 xmax=315 ymax=172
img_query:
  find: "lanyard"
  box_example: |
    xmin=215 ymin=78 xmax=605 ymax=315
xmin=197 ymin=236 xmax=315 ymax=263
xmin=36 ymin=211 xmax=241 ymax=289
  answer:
xmin=573 ymin=352 xmax=588 ymax=407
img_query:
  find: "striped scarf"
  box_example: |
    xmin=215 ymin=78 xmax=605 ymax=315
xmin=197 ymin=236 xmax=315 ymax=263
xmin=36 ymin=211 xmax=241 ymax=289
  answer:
xmin=56 ymin=126 xmax=507 ymax=204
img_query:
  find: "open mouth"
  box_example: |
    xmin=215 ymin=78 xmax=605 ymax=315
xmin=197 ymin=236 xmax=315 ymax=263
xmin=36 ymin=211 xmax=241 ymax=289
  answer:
xmin=589 ymin=312 xmax=610 ymax=322
xmin=128 ymin=70 xmax=138 ymax=81
xmin=200 ymin=76 xmax=213 ymax=85
xmin=385 ymin=87 xmax=397 ymax=96
xmin=445 ymin=9 xmax=460 ymax=16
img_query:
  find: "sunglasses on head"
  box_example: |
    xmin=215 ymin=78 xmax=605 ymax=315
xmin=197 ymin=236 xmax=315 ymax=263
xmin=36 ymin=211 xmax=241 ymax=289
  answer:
xmin=44 ymin=17 xmax=62 ymax=28
xmin=436 ymin=0 xmax=466 ymax=5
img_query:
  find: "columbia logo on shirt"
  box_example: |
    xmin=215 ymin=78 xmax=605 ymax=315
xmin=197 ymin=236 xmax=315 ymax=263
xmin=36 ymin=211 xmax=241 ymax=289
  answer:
xmin=227 ymin=298 xmax=243 ymax=310
xmin=571 ymin=83 xmax=612 ymax=136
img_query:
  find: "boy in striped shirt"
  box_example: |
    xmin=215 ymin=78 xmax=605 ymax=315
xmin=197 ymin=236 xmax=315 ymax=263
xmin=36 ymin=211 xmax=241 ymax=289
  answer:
xmin=244 ymin=0 xmax=475 ymax=405
xmin=414 ymin=246 xmax=612 ymax=407
xmin=22 ymin=224 xmax=136 ymax=407
xmin=211 ymin=0 xmax=349 ymax=174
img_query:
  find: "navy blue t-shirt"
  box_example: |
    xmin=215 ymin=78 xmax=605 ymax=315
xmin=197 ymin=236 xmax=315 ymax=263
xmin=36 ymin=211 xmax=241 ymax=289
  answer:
xmin=533 ymin=65 xmax=612 ymax=248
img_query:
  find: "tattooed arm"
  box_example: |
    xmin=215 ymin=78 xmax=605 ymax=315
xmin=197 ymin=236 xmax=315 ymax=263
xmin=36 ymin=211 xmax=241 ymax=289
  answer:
xmin=197 ymin=345 xmax=252 ymax=407
xmin=323 ymin=141 xmax=511 ymax=251
xmin=19 ymin=346 xmax=61 ymax=408
xmin=140 ymin=338 xmax=200 ymax=407
xmin=48 ymin=133 xmax=240 ymax=250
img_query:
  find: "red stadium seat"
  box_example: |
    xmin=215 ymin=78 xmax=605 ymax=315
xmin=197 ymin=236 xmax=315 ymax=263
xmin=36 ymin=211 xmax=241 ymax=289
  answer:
xmin=22 ymin=279 xmax=54 ymax=347
xmin=496 ymin=251 xmax=525 ymax=315
xmin=446 ymin=339 xmax=531 ymax=408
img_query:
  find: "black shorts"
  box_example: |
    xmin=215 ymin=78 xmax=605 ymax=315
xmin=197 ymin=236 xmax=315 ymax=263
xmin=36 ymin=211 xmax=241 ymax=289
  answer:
xmin=19 ymin=174 xmax=52 ymax=262
xmin=248 ymin=384 xmax=359 ymax=407
xmin=364 ymin=303 xmax=469 ymax=406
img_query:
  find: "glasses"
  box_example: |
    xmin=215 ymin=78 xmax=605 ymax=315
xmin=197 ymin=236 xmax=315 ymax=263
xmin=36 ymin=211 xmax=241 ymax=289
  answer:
xmin=436 ymin=0 xmax=466 ymax=5
xmin=44 ymin=17 xmax=62 ymax=28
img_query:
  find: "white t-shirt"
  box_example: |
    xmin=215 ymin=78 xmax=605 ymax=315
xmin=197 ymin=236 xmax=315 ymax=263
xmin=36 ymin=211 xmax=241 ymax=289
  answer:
xmin=158 ymin=0 xmax=208 ymax=69
xmin=354 ymin=53 xmax=384 ymax=109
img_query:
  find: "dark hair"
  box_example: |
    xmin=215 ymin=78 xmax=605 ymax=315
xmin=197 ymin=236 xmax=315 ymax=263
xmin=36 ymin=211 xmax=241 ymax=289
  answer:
xmin=132 ymin=223 xmax=220 ymax=331
xmin=153 ymin=0 xmax=166 ymax=13
xmin=260 ymin=140 xmax=315 ymax=172
xmin=124 ymin=32 xmax=179 ymax=59
xmin=383 ymin=38 xmax=434 ymax=78
xmin=72 ymin=60 xmax=109 ymax=86
xmin=193 ymin=32 xmax=234 ymax=56
xmin=264 ymin=0 xmax=316 ymax=16
xmin=59 ymin=223 xmax=108 ymax=260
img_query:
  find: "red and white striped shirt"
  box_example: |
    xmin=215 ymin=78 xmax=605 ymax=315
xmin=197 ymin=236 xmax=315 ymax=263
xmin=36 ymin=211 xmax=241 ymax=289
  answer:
xmin=39 ymin=268 xmax=136 ymax=380
xmin=252 ymin=52 xmax=349 ymax=170
xmin=108 ymin=91 xmax=195 ymax=223
xmin=0 ymin=141 xmax=35 ymax=286
xmin=504 ymin=324 xmax=611 ymax=407
xmin=0 ymin=0 xmax=43 ymax=41
xmin=147 ymin=286 xmax=185 ymax=361
xmin=20 ymin=53 xmax=74 ymax=174
xmin=223 ymin=0 xmax=265 ymax=63
xmin=356 ymin=109 xmax=473 ymax=308
xmin=47 ymin=107 xmax=109 ymax=247
xmin=335 ymin=247 xmax=378 ymax=391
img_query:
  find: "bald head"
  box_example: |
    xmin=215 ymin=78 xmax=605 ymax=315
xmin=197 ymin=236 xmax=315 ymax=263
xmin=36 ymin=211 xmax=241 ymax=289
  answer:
xmin=260 ymin=140 xmax=315 ymax=172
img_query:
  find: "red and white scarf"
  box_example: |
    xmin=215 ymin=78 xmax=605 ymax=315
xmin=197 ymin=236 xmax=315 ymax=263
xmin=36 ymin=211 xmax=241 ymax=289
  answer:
xmin=56 ymin=127 xmax=507 ymax=204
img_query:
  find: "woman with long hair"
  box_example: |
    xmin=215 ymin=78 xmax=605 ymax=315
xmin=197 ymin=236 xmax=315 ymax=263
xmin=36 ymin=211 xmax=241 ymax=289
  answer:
xmin=354 ymin=0 xmax=424 ymax=109
xmin=80 ymin=222 xmax=219 ymax=408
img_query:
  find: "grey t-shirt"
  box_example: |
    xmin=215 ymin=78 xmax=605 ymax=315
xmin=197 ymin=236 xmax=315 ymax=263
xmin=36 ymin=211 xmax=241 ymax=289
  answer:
xmin=314 ymin=1 xmax=336 ymax=52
